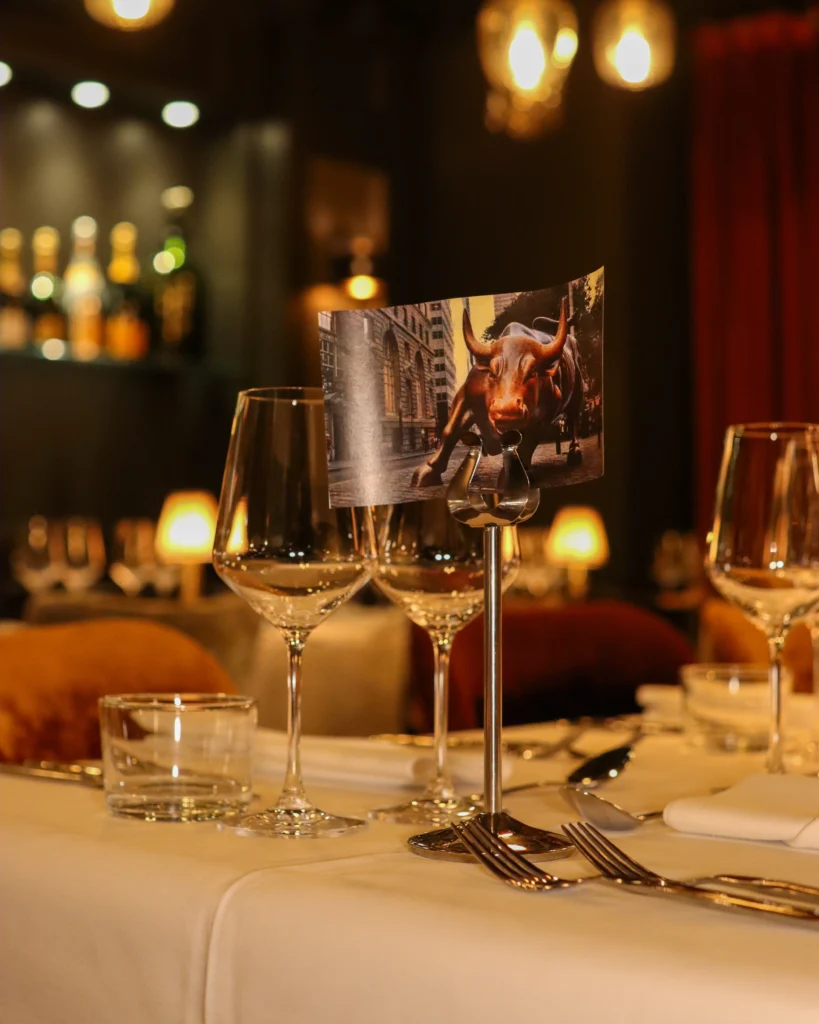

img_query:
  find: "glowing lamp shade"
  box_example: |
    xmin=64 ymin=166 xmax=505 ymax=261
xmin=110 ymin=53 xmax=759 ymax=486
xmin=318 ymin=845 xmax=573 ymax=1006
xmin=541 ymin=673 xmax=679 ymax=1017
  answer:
xmin=162 ymin=101 xmax=200 ymax=129
xmin=71 ymin=81 xmax=110 ymax=109
xmin=477 ymin=0 xmax=579 ymax=139
xmin=0 ymin=62 xmax=12 ymax=88
xmin=84 ymin=0 xmax=175 ymax=31
xmin=592 ymin=0 xmax=675 ymax=91
xmin=156 ymin=491 xmax=218 ymax=603
xmin=545 ymin=506 xmax=609 ymax=599
xmin=156 ymin=491 xmax=218 ymax=564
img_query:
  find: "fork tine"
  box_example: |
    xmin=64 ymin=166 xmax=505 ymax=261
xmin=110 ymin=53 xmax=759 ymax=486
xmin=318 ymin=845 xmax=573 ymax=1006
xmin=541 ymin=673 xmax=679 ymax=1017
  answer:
xmin=577 ymin=823 xmax=658 ymax=883
xmin=467 ymin=817 xmax=556 ymax=886
xmin=455 ymin=822 xmax=540 ymax=890
xmin=562 ymin=823 xmax=623 ymax=878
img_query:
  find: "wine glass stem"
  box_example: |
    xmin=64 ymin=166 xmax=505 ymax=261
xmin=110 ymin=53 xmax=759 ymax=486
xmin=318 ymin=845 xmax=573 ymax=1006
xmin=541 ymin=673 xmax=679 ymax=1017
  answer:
xmin=767 ymin=635 xmax=786 ymax=774
xmin=278 ymin=635 xmax=310 ymax=811
xmin=425 ymin=636 xmax=455 ymax=802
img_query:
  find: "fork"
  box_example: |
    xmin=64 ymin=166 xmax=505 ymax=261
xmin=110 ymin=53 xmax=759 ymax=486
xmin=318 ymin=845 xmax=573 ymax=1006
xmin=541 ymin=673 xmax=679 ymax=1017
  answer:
xmin=454 ymin=814 xmax=585 ymax=892
xmin=562 ymin=821 xmax=819 ymax=921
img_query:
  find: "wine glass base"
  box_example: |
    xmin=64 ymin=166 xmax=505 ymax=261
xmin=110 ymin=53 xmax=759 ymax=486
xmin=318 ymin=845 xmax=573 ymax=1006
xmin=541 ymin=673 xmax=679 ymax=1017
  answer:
xmin=406 ymin=810 xmax=575 ymax=862
xmin=368 ymin=795 xmax=478 ymax=826
xmin=217 ymin=806 xmax=366 ymax=838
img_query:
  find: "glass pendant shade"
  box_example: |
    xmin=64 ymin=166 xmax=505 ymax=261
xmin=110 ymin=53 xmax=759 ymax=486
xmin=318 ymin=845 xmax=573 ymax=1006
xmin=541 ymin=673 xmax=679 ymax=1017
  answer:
xmin=592 ymin=0 xmax=675 ymax=90
xmin=84 ymin=0 xmax=175 ymax=31
xmin=477 ymin=0 xmax=579 ymax=139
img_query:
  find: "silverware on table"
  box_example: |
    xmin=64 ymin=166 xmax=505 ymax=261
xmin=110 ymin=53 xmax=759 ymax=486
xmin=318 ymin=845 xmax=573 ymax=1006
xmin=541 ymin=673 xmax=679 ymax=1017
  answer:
xmin=561 ymin=786 xmax=664 ymax=830
xmin=1 ymin=762 xmax=104 ymax=788
xmin=562 ymin=821 xmax=819 ymax=921
xmin=454 ymin=813 xmax=584 ymax=892
xmin=489 ymin=744 xmax=634 ymax=801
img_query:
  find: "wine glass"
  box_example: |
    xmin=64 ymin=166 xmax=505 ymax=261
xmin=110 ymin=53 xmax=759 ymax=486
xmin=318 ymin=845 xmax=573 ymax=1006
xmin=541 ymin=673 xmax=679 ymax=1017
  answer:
xmin=212 ymin=387 xmax=374 ymax=837
xmin=706 ymin=423 xmax=819 ymax=773
xmin=370 ymin=498 xmax=519 ymax=824
xmin=109 ymin=519 xmax=156 ymax=597
xmin=57 ymin=517 xmax=106 ymax=592
xmin=10 ymin=515 xmax=61 ymax=593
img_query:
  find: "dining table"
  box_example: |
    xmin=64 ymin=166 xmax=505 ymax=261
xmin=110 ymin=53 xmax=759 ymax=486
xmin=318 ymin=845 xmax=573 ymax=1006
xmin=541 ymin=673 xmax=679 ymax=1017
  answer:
xmin=2 ymin=723 xmax=819 ymax=1024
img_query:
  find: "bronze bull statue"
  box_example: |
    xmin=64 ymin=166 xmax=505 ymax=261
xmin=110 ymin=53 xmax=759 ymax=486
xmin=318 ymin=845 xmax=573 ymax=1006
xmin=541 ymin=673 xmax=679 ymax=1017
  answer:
xmin=411 ymin=297 xmax=584 ymax=488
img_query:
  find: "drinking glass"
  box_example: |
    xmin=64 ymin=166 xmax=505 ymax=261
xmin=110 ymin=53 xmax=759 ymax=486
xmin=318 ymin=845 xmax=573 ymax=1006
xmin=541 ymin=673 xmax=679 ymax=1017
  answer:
xmin=10 ymin=515 xmax=61 ymax=593
xmin=109 ymin=519 xmax=157 ymax=596
xmin=370 ymin=498 xmax=519 ymax=824
xmin=706 ymin=423 xmax=819 ymax=772
xmin=213 ymin=387 xmax=374 ymax=837
xmin=57 ymin=517 xmax=106 ymax=591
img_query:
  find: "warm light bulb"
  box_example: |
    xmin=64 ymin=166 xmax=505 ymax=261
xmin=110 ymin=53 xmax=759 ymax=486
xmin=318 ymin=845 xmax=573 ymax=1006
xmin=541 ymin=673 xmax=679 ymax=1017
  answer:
xmin=508 ymin=23 xmax=546 ymax=91
xmin=114 ymin=0 xmax=151 ymax=17
xmin=553 ymin=26 xmax=578 ymax=66
xmin=72 ymin=216 xmax=98 ymax=240
xmin=0 ymin=62 xmax=12 ymax=87
xmin=71 ymin=81 xmax=110 ymax=108
xmin=162 ymin=101 xmax=199 ymax=128
xmin=84 ymin=0 xmax=175 ymax=31
xmin=592 ymin=0 xmax=675 ymax=91
xmin=31 ymin=274 xmax=54 ymax=300
xmin=345 ymin=275 xmax=379 ymax=301
xmin=614 ymin=29 xmax=651 ymax=84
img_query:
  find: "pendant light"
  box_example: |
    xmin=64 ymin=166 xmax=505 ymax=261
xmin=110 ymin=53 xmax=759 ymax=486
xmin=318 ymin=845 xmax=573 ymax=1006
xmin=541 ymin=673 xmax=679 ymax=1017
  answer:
xmin=84 ymin=0 xmax=175 ymax=31
xmin=477 ymin=0 xmax=579 ymax=139
xmin=592 ymin=0 xmax=675 ymax=90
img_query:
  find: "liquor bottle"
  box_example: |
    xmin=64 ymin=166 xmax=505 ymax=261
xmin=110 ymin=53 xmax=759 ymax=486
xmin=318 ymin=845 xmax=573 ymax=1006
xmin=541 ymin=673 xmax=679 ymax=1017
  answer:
xmin=63 ymin=216 xmax=105 ymax=361
xmin=105 ymin=222 xmax=152 ymax=361
xmin=27 ymin=226 xmax=67 ymax=350
xmin=0 ymin=228 xmax=30 ymax=350
xmin=153 ymin=188 xmax=204 ymax=359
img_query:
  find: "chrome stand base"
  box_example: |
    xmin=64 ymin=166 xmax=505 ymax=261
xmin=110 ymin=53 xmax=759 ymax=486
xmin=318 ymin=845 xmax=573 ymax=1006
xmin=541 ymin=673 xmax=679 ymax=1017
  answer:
xmin=406 ymin=810 xmax=574 ymax=863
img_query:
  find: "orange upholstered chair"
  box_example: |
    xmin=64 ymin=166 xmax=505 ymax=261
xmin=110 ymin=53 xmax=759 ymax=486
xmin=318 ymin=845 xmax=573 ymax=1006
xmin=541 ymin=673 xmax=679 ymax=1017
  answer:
xmin=0 ymin=619 xmax=235 ymax=763
xmin=409 ymin=599 xmax=696 ymax=732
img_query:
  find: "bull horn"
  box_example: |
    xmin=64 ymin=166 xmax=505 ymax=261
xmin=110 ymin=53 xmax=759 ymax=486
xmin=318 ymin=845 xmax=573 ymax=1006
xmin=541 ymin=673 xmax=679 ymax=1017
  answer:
xmin=537 ymin=297 xmax=568 ymax=364
xmin=462 ymin=308 xmax=490 ymax=363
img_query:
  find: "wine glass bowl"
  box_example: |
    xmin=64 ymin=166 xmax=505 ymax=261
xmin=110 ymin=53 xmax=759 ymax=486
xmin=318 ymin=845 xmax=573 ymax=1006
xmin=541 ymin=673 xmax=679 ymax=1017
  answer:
xmin=212 ymin=387 xmax=373 ymax=838
xmin=706 ymin=422 xmax=819 ymax=772
xmin=370 ymin=499 xmax=519 ymax=824
xmin=10 ymin=515 xmax=61 ymax=594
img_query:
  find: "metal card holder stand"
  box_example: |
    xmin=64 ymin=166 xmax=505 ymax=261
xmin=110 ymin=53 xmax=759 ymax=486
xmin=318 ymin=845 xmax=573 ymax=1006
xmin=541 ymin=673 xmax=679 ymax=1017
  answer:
xmin=408 ymin=431 xmax=573 ymax=861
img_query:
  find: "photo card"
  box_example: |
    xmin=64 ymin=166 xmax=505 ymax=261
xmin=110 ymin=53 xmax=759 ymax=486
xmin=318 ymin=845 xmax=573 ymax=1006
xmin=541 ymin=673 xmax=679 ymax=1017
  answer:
xmin=319 ymin=268 xmax=604 ymax=507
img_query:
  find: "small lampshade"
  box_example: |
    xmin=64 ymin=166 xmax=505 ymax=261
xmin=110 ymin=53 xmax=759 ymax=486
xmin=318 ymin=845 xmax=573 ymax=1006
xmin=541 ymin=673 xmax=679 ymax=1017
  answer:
xmin=545 ymin=506 xmax=609 ymax=569
xmin=155 ymin=491 xmax=218 ymax=565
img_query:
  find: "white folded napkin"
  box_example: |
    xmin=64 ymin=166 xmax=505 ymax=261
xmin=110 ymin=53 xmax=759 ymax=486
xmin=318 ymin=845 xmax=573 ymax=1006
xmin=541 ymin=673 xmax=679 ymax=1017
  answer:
xmin=253 ymin=728 xmax=508 ymax=791
xmin=664 ymin=774 xmax=819 ymax=849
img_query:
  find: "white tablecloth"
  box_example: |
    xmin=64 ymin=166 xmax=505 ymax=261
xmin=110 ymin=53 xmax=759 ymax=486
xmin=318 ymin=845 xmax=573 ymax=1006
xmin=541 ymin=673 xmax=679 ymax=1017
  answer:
xmin=3 ymin=729 xmax=819 ymax=1024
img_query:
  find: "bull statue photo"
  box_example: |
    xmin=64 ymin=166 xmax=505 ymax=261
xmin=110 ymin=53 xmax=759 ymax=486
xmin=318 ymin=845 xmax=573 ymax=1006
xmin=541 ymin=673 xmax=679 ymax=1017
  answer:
xmin=411 ymin=297 xmax=585 ymax=488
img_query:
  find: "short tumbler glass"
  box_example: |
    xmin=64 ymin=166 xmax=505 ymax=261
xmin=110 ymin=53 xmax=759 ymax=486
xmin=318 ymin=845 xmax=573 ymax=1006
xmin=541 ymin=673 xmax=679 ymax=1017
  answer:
xmin=100 ymin=694 xmax=257 ymax=822
xmin=681 ymin=664 xmax=793 ymax=753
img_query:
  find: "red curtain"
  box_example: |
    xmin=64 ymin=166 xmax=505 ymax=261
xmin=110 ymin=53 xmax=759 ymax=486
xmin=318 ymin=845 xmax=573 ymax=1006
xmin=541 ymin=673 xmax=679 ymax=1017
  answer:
xmin=693 ymin=12 xmax=819 ymax=537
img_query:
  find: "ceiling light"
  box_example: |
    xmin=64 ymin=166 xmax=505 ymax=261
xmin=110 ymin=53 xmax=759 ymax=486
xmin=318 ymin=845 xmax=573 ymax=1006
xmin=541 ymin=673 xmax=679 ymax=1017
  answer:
xmin=162 ymin=101 xmax=199 ymax=129
xmin=477 ymin=0 xmax=579 ymax=139
xmin=0 ymin=62 xmax=12 ymax=88
xmin=84 ymin=0 xmax=175 ymax=31
xmin=71 ymin=81 xmax=110 ymax=109
xmin=592 ymin=0 xmax=676 ymax=90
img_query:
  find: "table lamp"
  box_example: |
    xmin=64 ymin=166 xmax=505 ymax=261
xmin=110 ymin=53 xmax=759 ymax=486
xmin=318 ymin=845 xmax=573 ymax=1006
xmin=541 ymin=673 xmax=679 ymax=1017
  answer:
xmin=545 ymin=505 xmax=609 ymax=599
xmin=155 ymin=490 xmax=218 ymax=604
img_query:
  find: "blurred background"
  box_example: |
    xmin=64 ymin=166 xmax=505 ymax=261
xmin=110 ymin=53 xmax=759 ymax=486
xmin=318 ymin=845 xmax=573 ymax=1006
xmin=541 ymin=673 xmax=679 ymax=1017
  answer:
xmin=2 ymin=0 xmax=818 ymax=735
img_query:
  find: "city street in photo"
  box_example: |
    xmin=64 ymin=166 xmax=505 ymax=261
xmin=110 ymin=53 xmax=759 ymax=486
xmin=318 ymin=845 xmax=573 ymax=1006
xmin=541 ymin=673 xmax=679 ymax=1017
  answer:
xmin=319 ymin=269 xmax=604 ymax=507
